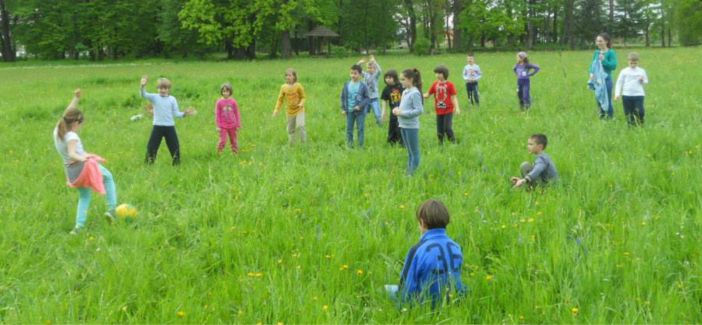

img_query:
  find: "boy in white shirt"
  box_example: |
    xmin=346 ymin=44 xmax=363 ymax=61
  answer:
xmin=614 ymin=52 xmax=648 ymax=126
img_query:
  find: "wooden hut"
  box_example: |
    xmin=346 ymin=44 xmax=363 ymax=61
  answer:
xmin=304 ymin=26 xmax=340 ymax=56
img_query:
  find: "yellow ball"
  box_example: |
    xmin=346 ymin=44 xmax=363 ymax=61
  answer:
xmin=115 ymin=203 xmax=138 ymax=219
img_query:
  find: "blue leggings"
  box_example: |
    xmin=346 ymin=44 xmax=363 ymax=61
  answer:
xmin=75 ymin=165 xmax=117 ymax=228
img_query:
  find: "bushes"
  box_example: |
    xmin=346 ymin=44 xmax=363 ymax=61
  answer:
xmin=413 ymin=38 xmax=432 ymax=56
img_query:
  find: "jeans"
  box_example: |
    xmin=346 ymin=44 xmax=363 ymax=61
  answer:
xmin=465 ymin=82 xmax=480 ymax=106
xmin=146 ymin=125 xmax=180 ymax=165
xmin=598 ymin=76 xmax=614 ymax=118
xmin=622 ymin=96 xmax=645 ymax=126
xmin=76 ymin=164 xmax=117 ymax=228
xmin=346 ymin=110 xmax=367 ymax=148
xmin=218 ymin=127 xmax=238 ymax=153
xmin=436 ymin=113 xmax=455 ymax=144
xmin=517 ymin=79 xmax=531 ymax=109
xmin=369 ymin=98 xmax=382 ymax=125
xmin=401 ymin=128 xmax=420 ymax=175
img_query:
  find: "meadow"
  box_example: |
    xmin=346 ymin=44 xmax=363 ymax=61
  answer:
xmin=0 ymin=47 xmax=701 ymax=323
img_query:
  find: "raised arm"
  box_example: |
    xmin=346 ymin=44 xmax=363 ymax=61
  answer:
xmin=65 ymin=88 xmax=81 ymax=113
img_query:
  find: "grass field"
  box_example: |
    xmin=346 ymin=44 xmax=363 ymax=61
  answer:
xmin=1 ymin=48 xmax=701 ymax=323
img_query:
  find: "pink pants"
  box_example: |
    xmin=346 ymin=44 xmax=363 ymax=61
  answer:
xmin=218 ymin=127 xmax=238 ymax=153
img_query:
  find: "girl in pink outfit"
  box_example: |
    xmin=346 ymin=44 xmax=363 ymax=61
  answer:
xmin=215 ymin=83 xmax=241 ymax=154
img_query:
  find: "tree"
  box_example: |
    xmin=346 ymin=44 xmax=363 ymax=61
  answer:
xmin=675 ymin=0 xmax=702 ymax=45
xmin=0 ymin=0 xmax=15 ymax=61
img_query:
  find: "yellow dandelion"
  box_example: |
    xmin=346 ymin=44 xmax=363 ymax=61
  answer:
xmin=527 ymin=218 xmax=535 ymax=223
xmin=485 ymin=274 xmax=494 ymax=282
xmin=312 ymin=296 xmax=318 ymax=301
xmin=176 ymin=310 xmax=186 ymax=318
xmin=519 ymin=315 xmax=525 ymax=321
xmin=340 ymin=264 xmax=349 ymax=271
xmin=356 ymin=269 xmax=364 ymax=276
xmin=463 ymin=192 xmax=469 ymax=197
xmin=121 ymin=306 xmax=128 ymax=312
xmin=571 ymin=307 xmax=579 ymax=316
xmin=277 ymin=322 xmax=284 ymax=325
xmin=501 ymin=224 xmax=507 ymax=229
xmin=400 ymin=204 xmax=406 ymax=209
xmin=322 ymin=304 xmax=329 ymax=312
xmin=247 ymin=272 xmax=264 ymax=277
xmin=623 ymin=252 xmax=631 ymax=256
xmin=325 ymin=254 xmax=333 ymax=259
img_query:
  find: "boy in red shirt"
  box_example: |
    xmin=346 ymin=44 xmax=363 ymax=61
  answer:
xmin=424 ymin=65 xmax=460 ymax=144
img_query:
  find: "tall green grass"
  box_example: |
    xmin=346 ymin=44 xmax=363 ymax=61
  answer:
xmin=1 ymin=48 xmax=701 ymax=323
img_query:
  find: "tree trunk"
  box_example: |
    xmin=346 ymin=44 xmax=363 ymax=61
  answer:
xmin=404 ymin=0 xmax=417 ymax=51
xmin=645 ymin=26 xmax=650 ymax=47
xmin=452 ymin=0 xmax=464 ymax=52
xmin=281 ymin=30 xmax=292 ymax=58
xmin=552 ymin=6 xmax=558 ymax=44
xmin=608 ymin=0 xmax=614 ymax=31
xmin=562 ymin=0 xmax=575 ymax=49
xmin=0 ymin=0 xmax=15 ymax=61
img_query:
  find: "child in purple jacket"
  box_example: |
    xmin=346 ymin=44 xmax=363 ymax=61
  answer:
xmin=513 ymin=52 xmax=540 ymax=110
xmin=215 ymin=83 xmax=241 ymax=154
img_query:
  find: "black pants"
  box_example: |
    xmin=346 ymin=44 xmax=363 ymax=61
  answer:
xmin=465 ymin=82 xmax=480 ymax=106
xmin=622 ymin=96 xmax=645 ymax=126
xmin=388 ymin=114 xmax=403 ymax=146
xmin=436 ymin=113 xmax=455 ymax=144
xmin=146 ymin=125 xmax=180 ymax=165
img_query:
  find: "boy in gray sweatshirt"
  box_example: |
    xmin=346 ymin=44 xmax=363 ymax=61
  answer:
xmin=511 ymin=134 xmax=558 ymax=189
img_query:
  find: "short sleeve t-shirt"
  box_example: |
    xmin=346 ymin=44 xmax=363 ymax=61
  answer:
xmin=381 ymin=84 xmax=404 ymax=109
xmin=428 ymin=81 xmax=457 ymax=115
xmin=53 ymin=128 xmax=85 ymax=167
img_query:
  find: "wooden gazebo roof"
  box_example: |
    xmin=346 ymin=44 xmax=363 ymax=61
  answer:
xmin=303 ymin=26 xmax=340 ymax=38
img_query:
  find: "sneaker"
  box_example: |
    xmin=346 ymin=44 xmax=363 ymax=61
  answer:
xmin=104 ymin=209 xmax=117 ymax=224
xmin=69 ymin=226 xmax=83 ymax=235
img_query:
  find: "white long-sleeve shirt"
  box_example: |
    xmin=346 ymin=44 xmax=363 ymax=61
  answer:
xmin=462 ymin=64 xmax=482 ymax=82
xmin=615 ymin=66 xmax=648 ymax=97
xmin=141 ymin=88 xmax=184 ymax=126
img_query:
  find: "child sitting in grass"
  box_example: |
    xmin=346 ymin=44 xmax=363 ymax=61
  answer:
xmin=395 ymin=199 xmax=466 ymax=307
xmin=511 ymin=133 xmax=559 ymax=189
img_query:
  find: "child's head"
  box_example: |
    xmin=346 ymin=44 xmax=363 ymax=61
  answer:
xmin=285 ymin=68 xmax=297 ymax=84
xmin=627 ymin=52 xmax=640 ymax=68
xmin=220 ymin=82 xmax=233 ymax=97
xmin=384 ymin=69 xmax=399 ymax=86
xmin=433 ymin=65 xmax=449 ymax=81
xmin=350 ymin=64 xmax=363 ymax=81
xmin=416 ymin=199 xmax=450 ymax=232
xmin=467 ymin=54 xmax=475 ymax=65
xmin=527 ymin=133 xmax=548 ymax=154
xmin=401 ymin=68 xmax=422 ymax=90
xmin=367 ymin=61 xmax=377 ymax=74
xmin=596 ymin=33 xmax=612 ymax=49
xmin=517 ymin=51 xmax=528 ymax=64
xmin=157 ymin=78 xmax=172 ymax=96
xmin=56 ymin=108 xmax=84 ymax=140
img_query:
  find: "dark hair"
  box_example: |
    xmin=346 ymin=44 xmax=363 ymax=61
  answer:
xmin=597 ymin=33 xmax=612 ymax=48
xmin=416 ymin=199 xmax=450 ymax=229
xmin=433 ymin=65 xmax=449 ymax=79
xmin=351 ymin=64 xmax=363 ymax=74
xmin=402 ymin=68 xmax=422 ymax=91
xmin=530 ymin=134 xmax=548 ymax=149
xmin=56 ymin=108 xmax=84 ymax=141
xmin=383 ymin=69 xmax=399 ymax=85
xmin=220 ymin=82 xmax=233 ymax=95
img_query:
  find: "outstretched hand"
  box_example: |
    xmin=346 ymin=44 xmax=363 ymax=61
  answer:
xmin=140 ymin=75 xmax=148 ymax=87
xmin=74 ymin=88 xmax=81 ymax=98
xmin=184 ymin=107 xmax=197 ymax=116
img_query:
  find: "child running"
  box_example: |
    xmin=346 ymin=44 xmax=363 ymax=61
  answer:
xmin=215 ymin=82 xmax=241 ymax=153
xmin=53 ymin=89 xmax=118 ymax=235
xmin=380 ymin=70 xmax=404 ymax=146
xmin=425 ymin=65 xmax=460 ymax=144
xmin=273 ymin=68 xmax=307 ymax=145
xmin=513 ymin=52 xmax=540 ymax=110
xmin=140 ymin=76 xmax=195 ymax=165
xmin=614 ymin=52 xmax=648 ymax=126
xmin=462 ymin=54 xmax=482 ymax=107
xmin=392 ymin=69 xmax=423 ymax=175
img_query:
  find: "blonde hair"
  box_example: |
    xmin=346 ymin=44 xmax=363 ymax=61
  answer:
xmin=157 ymin=78 xmax=172 ymax=89
xmin=628 ymin=52 xmax=640 ymax=61
xmin=56 ymin=108 xmax=84 ymax=141
xmin=285 ymin=68 xmax=297 ymax=83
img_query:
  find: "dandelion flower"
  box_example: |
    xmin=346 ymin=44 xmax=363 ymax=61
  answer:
xmin=340 ymin=264 xmax=349 ymax=271
xmin=322 ymin=305 xmax=329 ymax=312
xmin=571 ymin=307 xmax=579 ymax=316
xmin=356 ymin=269 xmax=364 ymax=276
xmin=485 ymin=274 xmax=494 ymax=282
xmin=176 ymin=310 xmax=186 ymax=318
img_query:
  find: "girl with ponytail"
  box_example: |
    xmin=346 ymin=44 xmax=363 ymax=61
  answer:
xmin=53 ymin=89 xmax=119 ymax=235
xmin=392 ymin=69 xmax=424 ymax=175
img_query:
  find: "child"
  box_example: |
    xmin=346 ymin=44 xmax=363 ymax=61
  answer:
xmin=140 ymin=76 xmax=195 ymax=165
xmin=380 ymin=70 xmax=404 ymax=146
xmin=614 ymin=52 xmax=648 ymax=126
xmin=511 ymin=134 xmax=559 ymax=189
xmin=462 ymin=54 xmax=481 ymax=107
xmin=357 ymin=55 xmax=383 ymax=126
xmin=53 ymin=89 xmax=118 ymax=235
xmin=273 ymin=68 xmax=307 ymax=145
xmin=215 ymin=82 xmax=241 ymax=153
xmin=340 ymin=64 xmax=371 ymax=148
xmin=425 ymin=65 xmax=460 ymax=144
xmin=513 ymin=52 xmax=540 ymax=110
xmin=397 ymin=199 xmax=466 ymax=307
xmin=392 ymin=69 xmax=423 ymax=175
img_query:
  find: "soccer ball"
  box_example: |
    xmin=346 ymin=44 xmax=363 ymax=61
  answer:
xmin=115 ymin=203 xmax=138 ymax=219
